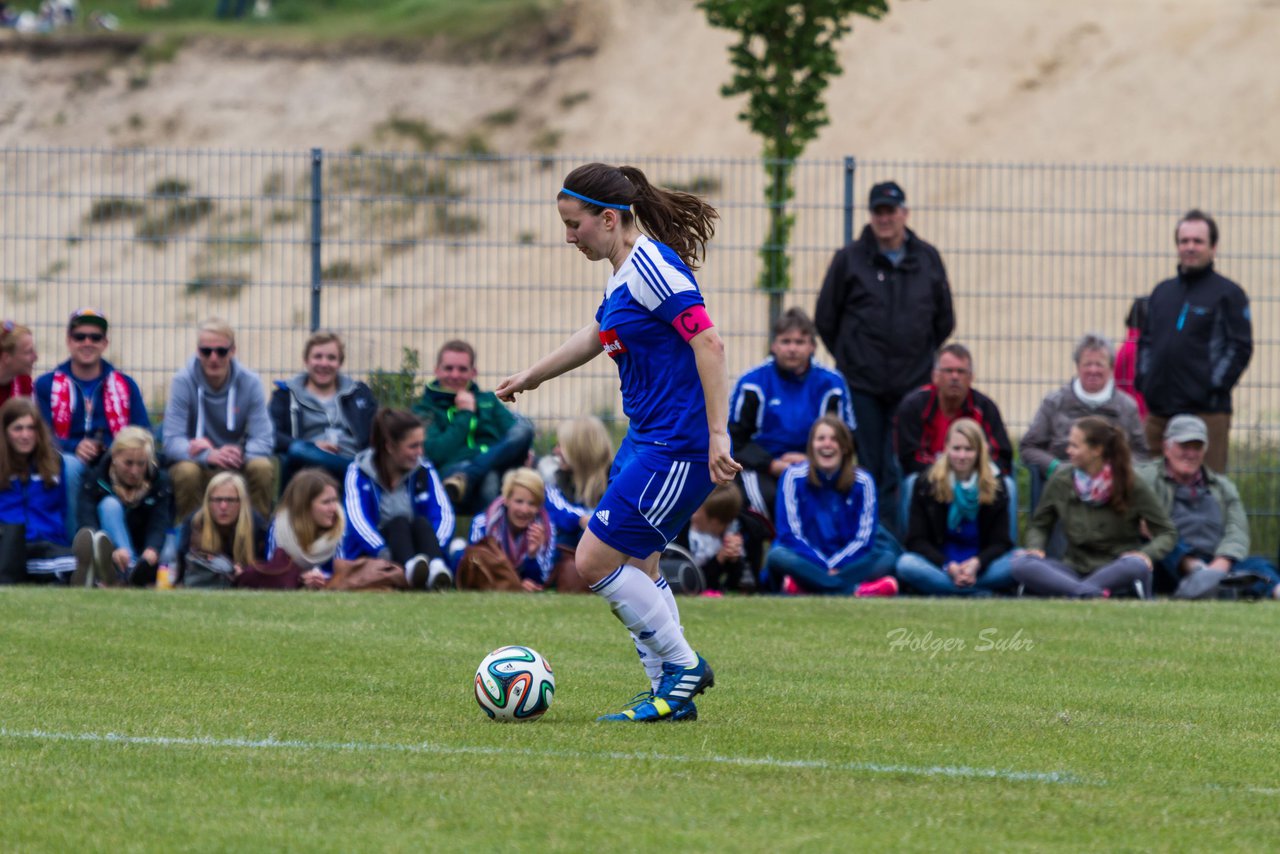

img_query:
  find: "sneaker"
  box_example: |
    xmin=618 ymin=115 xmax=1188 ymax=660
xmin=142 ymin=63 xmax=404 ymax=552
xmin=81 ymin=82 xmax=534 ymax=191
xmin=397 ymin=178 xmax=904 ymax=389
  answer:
xmin=443 ymin=473 xmax=468 ymax=506
xmin=781 ymin=575 xmax=803 ymax=596
xmin=598 ymin=654 xmax=714 ymax=722
xmin=405 ymin=555 xmax=429 ymax=590
xmin=91 ymin=531 xmax=119 ymax=586
xmin=426 ymin=557 xmax=453 ymax=591
xmin=855 ymin=576 xmax=899 ymax=597
xmin=71 ymin=528 xmax=95 ymax=587
xmin=596 ymin=691 xmax=698 ymax=723
xmin=701 ymin=589 xmax=724 ymax=598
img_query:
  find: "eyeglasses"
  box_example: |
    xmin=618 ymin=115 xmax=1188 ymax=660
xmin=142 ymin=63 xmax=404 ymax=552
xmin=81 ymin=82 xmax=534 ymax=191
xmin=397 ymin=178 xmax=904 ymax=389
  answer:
xmin=199 ymin=346 xmax=231 ymax=358
xmin=209 ymin=496 xmax=241 ymax=505
xmin=71 ymin=332 xmax=105 ymax=343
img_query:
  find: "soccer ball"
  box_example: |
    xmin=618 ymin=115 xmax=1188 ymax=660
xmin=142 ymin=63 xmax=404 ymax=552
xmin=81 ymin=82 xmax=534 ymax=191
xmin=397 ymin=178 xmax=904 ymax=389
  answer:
xmin=474 ymin=645 xmax=555 ymax=722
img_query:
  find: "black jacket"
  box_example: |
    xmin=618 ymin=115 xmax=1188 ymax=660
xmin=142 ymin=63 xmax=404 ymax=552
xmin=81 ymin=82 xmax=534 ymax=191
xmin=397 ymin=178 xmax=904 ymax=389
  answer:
xmin=903 ymin=475 xmax=1012 ymax=571
xmin=815 ymin=224 xmax=954 ymax=400
xmin=77 ymin=452 xmax=174 ymax=555
xmin=1135 ymin=263 xmax=1252 ymax=416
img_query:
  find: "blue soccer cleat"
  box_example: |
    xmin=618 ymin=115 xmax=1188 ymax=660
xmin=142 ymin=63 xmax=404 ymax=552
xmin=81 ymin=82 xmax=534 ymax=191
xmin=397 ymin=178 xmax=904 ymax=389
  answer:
xmin=597 ymin=655 xmax=714 ymax=723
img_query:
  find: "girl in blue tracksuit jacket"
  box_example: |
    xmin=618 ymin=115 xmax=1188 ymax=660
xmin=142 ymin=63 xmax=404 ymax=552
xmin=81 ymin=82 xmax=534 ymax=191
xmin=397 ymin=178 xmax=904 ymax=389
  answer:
xmin=341 ymin=408 xmax=455 ymax=590
xmin=765 ymin=415 xmax=899 ymax=596
xmin=0 ymin=398 xmax=76 ymax=583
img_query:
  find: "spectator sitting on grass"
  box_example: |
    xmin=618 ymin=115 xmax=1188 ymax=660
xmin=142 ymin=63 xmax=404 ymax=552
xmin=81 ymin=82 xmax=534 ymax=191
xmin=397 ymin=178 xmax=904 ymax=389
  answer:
xmin=671 ymin=482 xmax=763 ymax=596
xmin=162 ymin=318 xmax=276 ymax=520
xmin=0 ymin=398 xmax=76 ymax=584
xmin=35 ymin=308 xmax=150 ymax=536
xmin=1019 ymin=332 xmax=1148 ymax=482
xmin=73 ymin=425 xmax=173 ymax=588
xmin=343 ymin=407 xmax=454 ymax=591
xmin=1012 ymin=416 xmax=1175 ymax=598
xmin=413 ymin=339 xmax=533 ymax=515
xmin=458 ymin=467 xmax=554 ymax=592
xmin=175 ymin=472 xmax=268 ymax=588
xmin=269 ymin=329 xmax=376 ymax=490
xmin=1137 ymin=415 xmax=1280 ymax=601
xmin=764 ymin=415 xmax=899 ymax=597
xmin=896 ymin=418 xmax=1015 ymax=597
xmin=536 ymin=415 xmax=614 ymax=593
xmin=266 ymin=468 xmax=347 ymax=591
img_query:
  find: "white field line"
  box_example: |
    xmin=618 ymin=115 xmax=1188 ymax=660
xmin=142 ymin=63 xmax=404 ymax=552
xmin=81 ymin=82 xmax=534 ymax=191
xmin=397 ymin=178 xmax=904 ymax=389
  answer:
xmin=0 ymin=727 xmax=1085 ymax=785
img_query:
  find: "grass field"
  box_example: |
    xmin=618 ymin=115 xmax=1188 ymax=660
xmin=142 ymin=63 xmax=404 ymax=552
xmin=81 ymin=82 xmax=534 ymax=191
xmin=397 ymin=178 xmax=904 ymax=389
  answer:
xmin=21 ymin=0 xmax=562 ymax=46
xmin=1 ymin=589 xmax=1276 ymax=851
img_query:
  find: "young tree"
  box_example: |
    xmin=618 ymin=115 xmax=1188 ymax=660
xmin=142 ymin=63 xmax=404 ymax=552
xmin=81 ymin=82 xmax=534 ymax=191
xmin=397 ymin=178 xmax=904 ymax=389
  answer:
xmin=699 ymin=0 xmax=888 ymax=326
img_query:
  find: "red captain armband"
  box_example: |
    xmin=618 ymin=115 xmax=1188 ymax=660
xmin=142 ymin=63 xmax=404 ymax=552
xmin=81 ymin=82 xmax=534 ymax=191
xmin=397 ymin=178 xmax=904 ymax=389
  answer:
xmin=672 ymin=305 xmax=714 ymax=342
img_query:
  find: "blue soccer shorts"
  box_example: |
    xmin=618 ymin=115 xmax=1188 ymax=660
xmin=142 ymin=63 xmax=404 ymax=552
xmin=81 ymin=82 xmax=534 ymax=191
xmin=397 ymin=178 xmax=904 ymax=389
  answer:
xmin=588 ymin=448 xmax=714 ymax=560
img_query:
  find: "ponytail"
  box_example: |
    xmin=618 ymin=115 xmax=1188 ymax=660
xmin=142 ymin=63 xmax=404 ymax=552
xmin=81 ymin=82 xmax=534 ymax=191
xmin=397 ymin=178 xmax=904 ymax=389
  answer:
xmin=560 ymin=162 xmax=718 ymax=269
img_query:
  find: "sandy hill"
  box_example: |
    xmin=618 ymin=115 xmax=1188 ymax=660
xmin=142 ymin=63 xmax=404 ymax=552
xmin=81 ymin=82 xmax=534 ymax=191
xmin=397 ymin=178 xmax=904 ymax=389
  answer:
xmin=5 ymin=0 xmax=1277 ymax=163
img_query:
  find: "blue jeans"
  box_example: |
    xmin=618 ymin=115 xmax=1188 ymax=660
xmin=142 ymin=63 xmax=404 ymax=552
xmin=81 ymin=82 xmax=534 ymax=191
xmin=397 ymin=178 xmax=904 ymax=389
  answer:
xmin=896 ymin=551 xmax=1016 ymax=596
xmin=62 ymin=452 xmax=87 ymax=541
xmin=764 ymin=540 xmax=897 ymax=596
xmin=281 ymin=440 xmax=353 ymax=488
xmin=1161 ymin=543 xmax=1280 ymax=599
xmin=96 ymin=495 xmax=137 ymax=563
xmin=442 ymin=417 xmax=534 ymax=513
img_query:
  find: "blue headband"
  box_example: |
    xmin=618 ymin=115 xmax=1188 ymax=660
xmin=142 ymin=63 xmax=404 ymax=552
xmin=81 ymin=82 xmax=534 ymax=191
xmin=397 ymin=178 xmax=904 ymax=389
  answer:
xmin=559 ymin=188 xmax=631 ymax=211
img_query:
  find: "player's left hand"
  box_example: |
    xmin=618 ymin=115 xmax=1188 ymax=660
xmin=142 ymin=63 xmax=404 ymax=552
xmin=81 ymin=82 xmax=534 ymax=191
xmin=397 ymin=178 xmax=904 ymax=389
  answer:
xmin=708 ymin=431 xmax=741 ymax=485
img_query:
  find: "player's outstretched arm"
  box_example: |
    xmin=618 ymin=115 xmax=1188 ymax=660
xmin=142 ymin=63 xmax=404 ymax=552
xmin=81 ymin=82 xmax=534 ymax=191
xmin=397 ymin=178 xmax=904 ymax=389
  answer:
xmin=688 ymin=326 xmax=742 ymax=485
xmin=496 ymin=321 xmax=603 ymax=403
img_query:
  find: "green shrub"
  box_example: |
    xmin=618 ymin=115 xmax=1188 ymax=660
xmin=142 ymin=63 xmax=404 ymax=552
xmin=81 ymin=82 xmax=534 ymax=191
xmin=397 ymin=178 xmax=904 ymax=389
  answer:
xmin=367 ymin=346 xmax=421 ymax=410
xmin=87 ymin=197 xmax=145 ymax=224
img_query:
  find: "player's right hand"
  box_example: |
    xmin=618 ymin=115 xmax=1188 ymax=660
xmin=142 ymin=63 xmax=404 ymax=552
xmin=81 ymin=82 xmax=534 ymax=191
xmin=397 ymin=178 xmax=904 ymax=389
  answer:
xmin=496 ymin=371 xmax=538 ymax=403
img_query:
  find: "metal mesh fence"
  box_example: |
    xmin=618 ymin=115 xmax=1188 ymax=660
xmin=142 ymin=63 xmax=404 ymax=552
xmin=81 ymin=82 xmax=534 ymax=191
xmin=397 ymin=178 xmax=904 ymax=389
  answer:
xmin=2 ymin=148 xmax=1277 ymax=541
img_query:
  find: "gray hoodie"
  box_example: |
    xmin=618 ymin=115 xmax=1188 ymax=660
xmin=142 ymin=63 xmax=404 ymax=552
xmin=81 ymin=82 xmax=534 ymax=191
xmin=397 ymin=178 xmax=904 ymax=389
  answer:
xmin=280 ymin=372 xmax=360 ymax=456
xmin=162 ymin=356 xmax=274 ymax=464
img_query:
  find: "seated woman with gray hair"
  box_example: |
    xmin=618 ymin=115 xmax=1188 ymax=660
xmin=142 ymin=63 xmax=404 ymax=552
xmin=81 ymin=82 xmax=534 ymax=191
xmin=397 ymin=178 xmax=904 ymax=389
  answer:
xmin=1020 ymin=332 xmax=1149 ymax=494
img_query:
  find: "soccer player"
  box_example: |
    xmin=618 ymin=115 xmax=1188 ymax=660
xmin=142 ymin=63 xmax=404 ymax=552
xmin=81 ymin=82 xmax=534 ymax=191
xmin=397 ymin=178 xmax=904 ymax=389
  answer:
xmin=496 ymin=162 xmax=741 ymax=723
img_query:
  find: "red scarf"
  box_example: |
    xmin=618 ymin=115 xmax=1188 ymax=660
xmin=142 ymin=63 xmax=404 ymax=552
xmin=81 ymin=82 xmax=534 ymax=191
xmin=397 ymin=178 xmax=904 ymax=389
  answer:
xmin=0 ymin=373 xmax=32 ymax=406
xmin=50 ymin=370 xmax=132 ymax=440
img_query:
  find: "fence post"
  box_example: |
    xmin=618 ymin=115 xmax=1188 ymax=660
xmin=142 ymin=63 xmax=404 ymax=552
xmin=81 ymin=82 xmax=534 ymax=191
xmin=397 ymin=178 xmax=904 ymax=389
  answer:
xmin=843 ymin=156 xmax=856 ymax=246
xmin=310 ymin=147 xmax=323 ymax=332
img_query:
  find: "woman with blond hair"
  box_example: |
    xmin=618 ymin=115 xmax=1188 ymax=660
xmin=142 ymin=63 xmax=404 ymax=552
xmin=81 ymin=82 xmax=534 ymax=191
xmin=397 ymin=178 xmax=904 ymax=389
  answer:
xmin=537 ymin=415 xmax=613 ymax=591
xmin=176 ymin=471 xmax=267 ymax=587
xmin=896 ymin=418 xmax=1015 ymax=596
xmin=74 ymin=424 xmax=173 ymax=586
xmin=0 ymin=319 xmax=37 ymax=406
xmin=459 ymin=467 xmax=555 ymax=592
xmin=265 ymin=469 xmax=346 ymax=590
xmin=0 ymin=397 xmax=75 ymax=583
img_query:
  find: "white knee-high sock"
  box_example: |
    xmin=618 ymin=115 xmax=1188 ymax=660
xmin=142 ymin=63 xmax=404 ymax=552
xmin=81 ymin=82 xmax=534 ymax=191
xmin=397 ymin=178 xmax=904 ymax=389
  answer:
xmin=592 ymin=564 xmax=696 ymax=669
xmin=633 ymin=575 xmax=684 ymax=691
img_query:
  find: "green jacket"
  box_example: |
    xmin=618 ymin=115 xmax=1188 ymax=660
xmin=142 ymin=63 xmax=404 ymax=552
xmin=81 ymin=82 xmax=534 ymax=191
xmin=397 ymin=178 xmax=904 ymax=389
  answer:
xmin=412 ymin=380 xmax=517 ymax=467
xmin=1025 ymin=464 xmax=1177 ymax=574
xmin=1135 ymin=460 xmax=1250 ymax=561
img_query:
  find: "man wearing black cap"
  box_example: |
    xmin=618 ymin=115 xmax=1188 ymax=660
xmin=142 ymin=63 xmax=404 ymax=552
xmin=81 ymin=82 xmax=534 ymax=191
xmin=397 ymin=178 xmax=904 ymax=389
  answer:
xmin=814 ymin=181 xmax=954 ymax=514
xmin=34 ymin=308 xmax=151 ymax=533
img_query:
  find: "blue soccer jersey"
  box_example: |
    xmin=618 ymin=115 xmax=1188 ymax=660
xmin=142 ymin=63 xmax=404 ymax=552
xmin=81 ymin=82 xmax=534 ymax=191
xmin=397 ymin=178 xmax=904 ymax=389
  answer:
xmin=595 ymin=234 xmax=710 ymax=458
